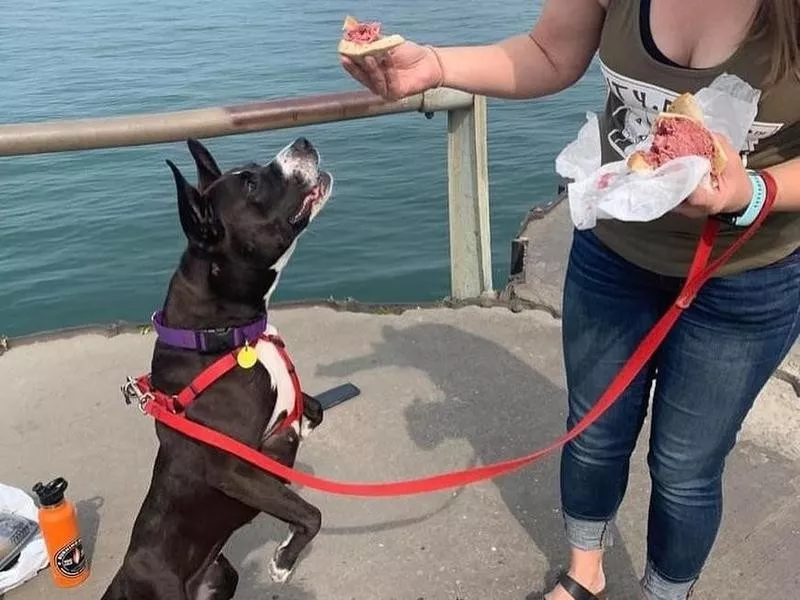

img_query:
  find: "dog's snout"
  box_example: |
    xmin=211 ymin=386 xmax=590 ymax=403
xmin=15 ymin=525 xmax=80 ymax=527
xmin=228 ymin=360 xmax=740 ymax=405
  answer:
xmin=291 ymin=137 xmax=313 ymax=154
xmin=274 ymin=137 xmax=321 ymax=187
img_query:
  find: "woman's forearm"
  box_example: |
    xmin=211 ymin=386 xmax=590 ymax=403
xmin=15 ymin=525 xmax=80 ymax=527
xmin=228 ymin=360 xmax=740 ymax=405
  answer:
xmin=435 ymin=35 xmax=571 ymax=99
xmin=764 ymin=157 xmax=800 ymax=211
xmin=434 ymin=0 xmax=607 ymax=99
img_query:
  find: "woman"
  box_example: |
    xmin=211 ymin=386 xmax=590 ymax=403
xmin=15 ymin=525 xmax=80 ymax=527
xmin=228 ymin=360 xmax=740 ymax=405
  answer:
xmin=340 ymin=1 xmax=800 ymax=599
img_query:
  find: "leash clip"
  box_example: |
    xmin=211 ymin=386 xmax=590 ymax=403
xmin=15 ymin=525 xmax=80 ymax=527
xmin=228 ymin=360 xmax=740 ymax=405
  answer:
xmin=121 ymin=377 xmax=153 ymax=414
xmin=675 ymin=293 xmax=694 ymax=309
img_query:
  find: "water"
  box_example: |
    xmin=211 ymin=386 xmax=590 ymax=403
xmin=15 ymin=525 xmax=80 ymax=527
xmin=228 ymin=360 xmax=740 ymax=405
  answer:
xmin=0 ymin=0 xmax=606 ymax=337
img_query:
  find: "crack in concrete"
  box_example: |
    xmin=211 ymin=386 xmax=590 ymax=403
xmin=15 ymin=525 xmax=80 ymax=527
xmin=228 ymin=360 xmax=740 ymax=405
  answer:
xmin=773 ymin=368 xmax=800 ymax=397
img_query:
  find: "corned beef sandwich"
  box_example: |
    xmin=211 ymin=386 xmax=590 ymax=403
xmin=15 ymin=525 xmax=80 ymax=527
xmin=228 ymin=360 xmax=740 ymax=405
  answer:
xmin=337 ymin=15 xmax=405 ymax=57
xmin=627 ymin=93 xmax=728 ymax=177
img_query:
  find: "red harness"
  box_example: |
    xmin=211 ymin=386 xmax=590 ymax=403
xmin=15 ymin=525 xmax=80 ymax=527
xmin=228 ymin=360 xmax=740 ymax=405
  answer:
xmin=124 ymin=172 xmax=777 ymax=497
xmin=125 ymin=334 xmax=304 ymax=436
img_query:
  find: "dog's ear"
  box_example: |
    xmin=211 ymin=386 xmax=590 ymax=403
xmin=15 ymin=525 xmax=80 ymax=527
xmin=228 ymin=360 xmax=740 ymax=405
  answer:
xmin=187 ymin=138 xmax=222 ymax=193
xmin=166 ymin=159 xmax=221 ymax=248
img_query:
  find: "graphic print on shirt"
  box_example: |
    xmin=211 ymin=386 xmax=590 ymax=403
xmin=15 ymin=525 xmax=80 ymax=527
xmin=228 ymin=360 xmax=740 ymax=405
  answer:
xmin=599 ymin=61 xmax=785 ymax=158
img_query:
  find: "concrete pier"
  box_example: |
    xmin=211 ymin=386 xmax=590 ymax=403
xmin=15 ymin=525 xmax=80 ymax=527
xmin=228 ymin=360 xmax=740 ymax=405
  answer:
xmin=1 ymin=200 xmax=798 ymax=600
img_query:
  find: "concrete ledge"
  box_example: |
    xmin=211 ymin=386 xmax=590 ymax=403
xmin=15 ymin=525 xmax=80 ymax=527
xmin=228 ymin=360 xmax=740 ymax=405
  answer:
xmin=501 ymin=192 xmax=572 ymax=317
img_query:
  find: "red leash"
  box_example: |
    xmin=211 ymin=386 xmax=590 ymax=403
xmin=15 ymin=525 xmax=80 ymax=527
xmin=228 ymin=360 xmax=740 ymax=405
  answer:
xmin=137 ymin=174 xmax=777 ymax=497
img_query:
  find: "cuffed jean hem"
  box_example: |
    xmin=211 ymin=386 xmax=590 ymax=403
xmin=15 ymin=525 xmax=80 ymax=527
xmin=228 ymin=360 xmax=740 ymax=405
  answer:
xmin=640 ymin=561 xmax=697 ymax=600
xmin=563 ymin=512 xmax=614 ymax=551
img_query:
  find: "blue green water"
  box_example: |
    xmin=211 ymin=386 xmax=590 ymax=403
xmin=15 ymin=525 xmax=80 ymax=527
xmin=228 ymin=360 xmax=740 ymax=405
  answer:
xmin=0 ymin=0 xmax=605 ymax=337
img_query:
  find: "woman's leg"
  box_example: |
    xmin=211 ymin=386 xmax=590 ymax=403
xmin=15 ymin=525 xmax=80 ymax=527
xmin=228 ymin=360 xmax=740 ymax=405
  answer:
xmin=642 ymin=249 xmax=800 ymax=600
xmin=554 ymin=229 xmax=672 ymax=597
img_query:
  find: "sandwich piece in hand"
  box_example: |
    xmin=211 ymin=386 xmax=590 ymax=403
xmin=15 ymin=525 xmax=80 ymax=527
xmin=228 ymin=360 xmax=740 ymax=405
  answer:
xmin=337 ymin=15 xmax=405 ymax=57
xmin=627 ymin=93 xmax=728 ymax=178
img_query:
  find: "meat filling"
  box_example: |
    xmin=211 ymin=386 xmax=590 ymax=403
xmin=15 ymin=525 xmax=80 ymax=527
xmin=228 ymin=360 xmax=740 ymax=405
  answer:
xmin=343 ymin=21 xmax=381 ymax=44
xmin=641 ymin=117 xmax=715 ymax=169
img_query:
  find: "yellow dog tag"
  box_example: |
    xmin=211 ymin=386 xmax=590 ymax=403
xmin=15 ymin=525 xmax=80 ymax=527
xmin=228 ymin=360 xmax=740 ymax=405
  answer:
xmin=237 ymin=345 xmax=258 ymax=369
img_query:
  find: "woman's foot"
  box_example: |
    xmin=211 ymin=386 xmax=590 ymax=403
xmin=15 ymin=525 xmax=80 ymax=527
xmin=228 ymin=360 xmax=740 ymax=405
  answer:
xmin=545 ymin=572 xmax=606 ymax=599
xmin=544 ymin=548 xmax=606 ymax=599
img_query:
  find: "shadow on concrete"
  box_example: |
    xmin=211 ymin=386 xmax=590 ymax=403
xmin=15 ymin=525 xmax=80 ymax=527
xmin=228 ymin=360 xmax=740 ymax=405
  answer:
xmin=76 ymin=495 xmax=104 ymax=570
xmin=317 ymin=322 xmax=640 ymax=597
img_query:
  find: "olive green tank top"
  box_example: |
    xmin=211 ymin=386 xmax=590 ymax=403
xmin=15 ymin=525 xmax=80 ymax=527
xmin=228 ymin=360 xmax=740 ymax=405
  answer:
xmin=593 ymin=0 xmax=800 ymax=277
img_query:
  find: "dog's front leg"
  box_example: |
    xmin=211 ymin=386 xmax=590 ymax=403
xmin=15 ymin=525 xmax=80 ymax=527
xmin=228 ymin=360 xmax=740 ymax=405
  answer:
xmin=300 ymin=392 xmax=323 ymax=439
xmin=208 ymin=453 xmax=321 ymax=584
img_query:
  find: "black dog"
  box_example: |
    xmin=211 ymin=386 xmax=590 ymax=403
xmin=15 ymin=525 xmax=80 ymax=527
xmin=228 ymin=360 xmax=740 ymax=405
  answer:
xmin=102 ymin=137 xmax=333 ymax=599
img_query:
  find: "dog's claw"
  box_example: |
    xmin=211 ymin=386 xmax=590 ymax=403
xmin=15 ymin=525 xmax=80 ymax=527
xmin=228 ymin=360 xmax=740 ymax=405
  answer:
xmin=267 ymin=558 xmax=293 ymax=584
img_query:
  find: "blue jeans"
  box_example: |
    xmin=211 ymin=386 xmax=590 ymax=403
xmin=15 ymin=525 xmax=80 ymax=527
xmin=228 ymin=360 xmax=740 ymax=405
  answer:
xmin=559 ymin=228 xmax=800 ymax=599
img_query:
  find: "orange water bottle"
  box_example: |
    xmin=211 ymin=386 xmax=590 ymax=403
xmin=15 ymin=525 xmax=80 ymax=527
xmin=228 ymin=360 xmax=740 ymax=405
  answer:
xmin=32 ymin=477 xmax=90 ymax=588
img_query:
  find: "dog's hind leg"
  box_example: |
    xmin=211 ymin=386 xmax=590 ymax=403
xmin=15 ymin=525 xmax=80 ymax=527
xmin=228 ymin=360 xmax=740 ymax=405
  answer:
xmin=195 ymin=554 xmax=238 ymax=600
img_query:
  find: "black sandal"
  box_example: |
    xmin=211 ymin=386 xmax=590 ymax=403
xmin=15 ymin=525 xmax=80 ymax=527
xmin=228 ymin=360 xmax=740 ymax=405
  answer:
xmin=552 ymin=572 xmax=608 ymax=600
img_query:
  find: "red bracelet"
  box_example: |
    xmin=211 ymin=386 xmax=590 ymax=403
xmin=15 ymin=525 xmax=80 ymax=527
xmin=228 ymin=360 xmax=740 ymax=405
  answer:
xmin=758 ymin=169 xmax=778 ymax=213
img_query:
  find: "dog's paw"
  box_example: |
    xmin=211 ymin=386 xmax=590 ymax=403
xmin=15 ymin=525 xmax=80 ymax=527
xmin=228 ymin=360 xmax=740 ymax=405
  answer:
xmin=299 ymin=420 xmax=316 ymax=441
xmin=267 ymin=558 xmax=293 ymax=584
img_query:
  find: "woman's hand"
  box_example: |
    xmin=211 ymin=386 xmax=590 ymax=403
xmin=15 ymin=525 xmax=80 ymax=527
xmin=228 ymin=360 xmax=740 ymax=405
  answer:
xmin=674 ymin=134 xmax=752 ymax=218
xmin=339 ymin=41 xmax=444 ymax=101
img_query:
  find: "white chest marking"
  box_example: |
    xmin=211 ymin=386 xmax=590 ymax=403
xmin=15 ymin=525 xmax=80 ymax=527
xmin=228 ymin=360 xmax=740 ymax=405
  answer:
xmin=256 ymin=324 xmax=299 ymax=436
xmin=264 ymin=240 xmax=297 ymax=305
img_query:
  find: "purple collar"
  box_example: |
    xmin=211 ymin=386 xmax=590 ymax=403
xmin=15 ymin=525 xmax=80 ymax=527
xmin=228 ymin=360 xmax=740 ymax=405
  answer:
xmin=151 ymin=310 xmax=267 ymax=353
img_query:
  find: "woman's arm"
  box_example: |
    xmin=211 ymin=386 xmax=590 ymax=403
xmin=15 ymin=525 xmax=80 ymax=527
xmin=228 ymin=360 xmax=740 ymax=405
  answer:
xmin=765 ymin=158 xmax=800 ymax=211
xmin=436 ymin=0 xmax=608 ymax=99
xmin=340 ymin=0 xmax=607 ymax=101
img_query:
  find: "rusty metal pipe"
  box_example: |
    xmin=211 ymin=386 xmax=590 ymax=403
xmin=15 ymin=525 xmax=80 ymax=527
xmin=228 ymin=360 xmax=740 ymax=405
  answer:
xmin=0 ymin=88 xmax=473 ymax=157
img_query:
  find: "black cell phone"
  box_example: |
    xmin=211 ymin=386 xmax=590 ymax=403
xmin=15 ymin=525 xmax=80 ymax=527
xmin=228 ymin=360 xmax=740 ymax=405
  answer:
xmin=315 ymin=383 xmax=361 ymax=411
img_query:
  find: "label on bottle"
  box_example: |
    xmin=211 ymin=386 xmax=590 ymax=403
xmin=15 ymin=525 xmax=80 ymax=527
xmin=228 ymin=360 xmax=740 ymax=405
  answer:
xmin=54 ymin=538 xmax=87 ymax=577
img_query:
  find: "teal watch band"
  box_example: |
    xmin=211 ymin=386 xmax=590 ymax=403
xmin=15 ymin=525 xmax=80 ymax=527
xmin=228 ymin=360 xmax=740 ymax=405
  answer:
xmin=733 ymin=170 xmax=768 ymax=227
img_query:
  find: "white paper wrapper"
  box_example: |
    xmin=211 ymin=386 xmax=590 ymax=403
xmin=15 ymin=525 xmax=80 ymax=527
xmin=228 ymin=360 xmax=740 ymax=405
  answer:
xmin=0 ymin=483 xmax=49 ymax=594
xmin=555 ymin=74 xmax=761 ymax=230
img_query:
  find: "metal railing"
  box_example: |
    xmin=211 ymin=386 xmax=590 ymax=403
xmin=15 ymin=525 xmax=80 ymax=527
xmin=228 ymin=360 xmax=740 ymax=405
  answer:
xmin=0 ymin=87 xmax=492 ymax=299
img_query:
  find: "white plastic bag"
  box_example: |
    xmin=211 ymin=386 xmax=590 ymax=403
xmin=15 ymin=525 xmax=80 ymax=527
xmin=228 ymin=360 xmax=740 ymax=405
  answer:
xmin=0 ymin=483 xmax=49 ymax=594
xmin=555 ymin=74 xmax=761 ymax=230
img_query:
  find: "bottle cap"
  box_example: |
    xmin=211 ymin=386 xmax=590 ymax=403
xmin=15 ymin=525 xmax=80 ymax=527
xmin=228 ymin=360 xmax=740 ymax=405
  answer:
xmin=32 ymin=477 xmax=69 ymax=507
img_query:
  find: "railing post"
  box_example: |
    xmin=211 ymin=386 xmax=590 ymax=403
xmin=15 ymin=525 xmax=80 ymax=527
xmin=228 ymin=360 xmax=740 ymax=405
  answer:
xmin=446 ymin=94 xmax=492 ymax=299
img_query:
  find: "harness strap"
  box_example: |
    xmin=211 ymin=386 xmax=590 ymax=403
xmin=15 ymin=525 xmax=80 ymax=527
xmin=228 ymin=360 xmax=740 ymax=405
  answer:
xmin=134 ymin=336 xmax=304 ymax=434
xmin=175 ymin=353 xmax=239 ymax=410
xmin=260 ymin=334 xmax=304 ymax=435
xmin=140 ymin=172 xmax=778 ymax=497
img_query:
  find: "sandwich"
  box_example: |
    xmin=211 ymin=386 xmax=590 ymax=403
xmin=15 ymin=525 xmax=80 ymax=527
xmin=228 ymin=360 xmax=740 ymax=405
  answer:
xmin=337 ymin=15 xmax=405 ymax=57
xmin=627 ymin=93 xmax=727 ymax=177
